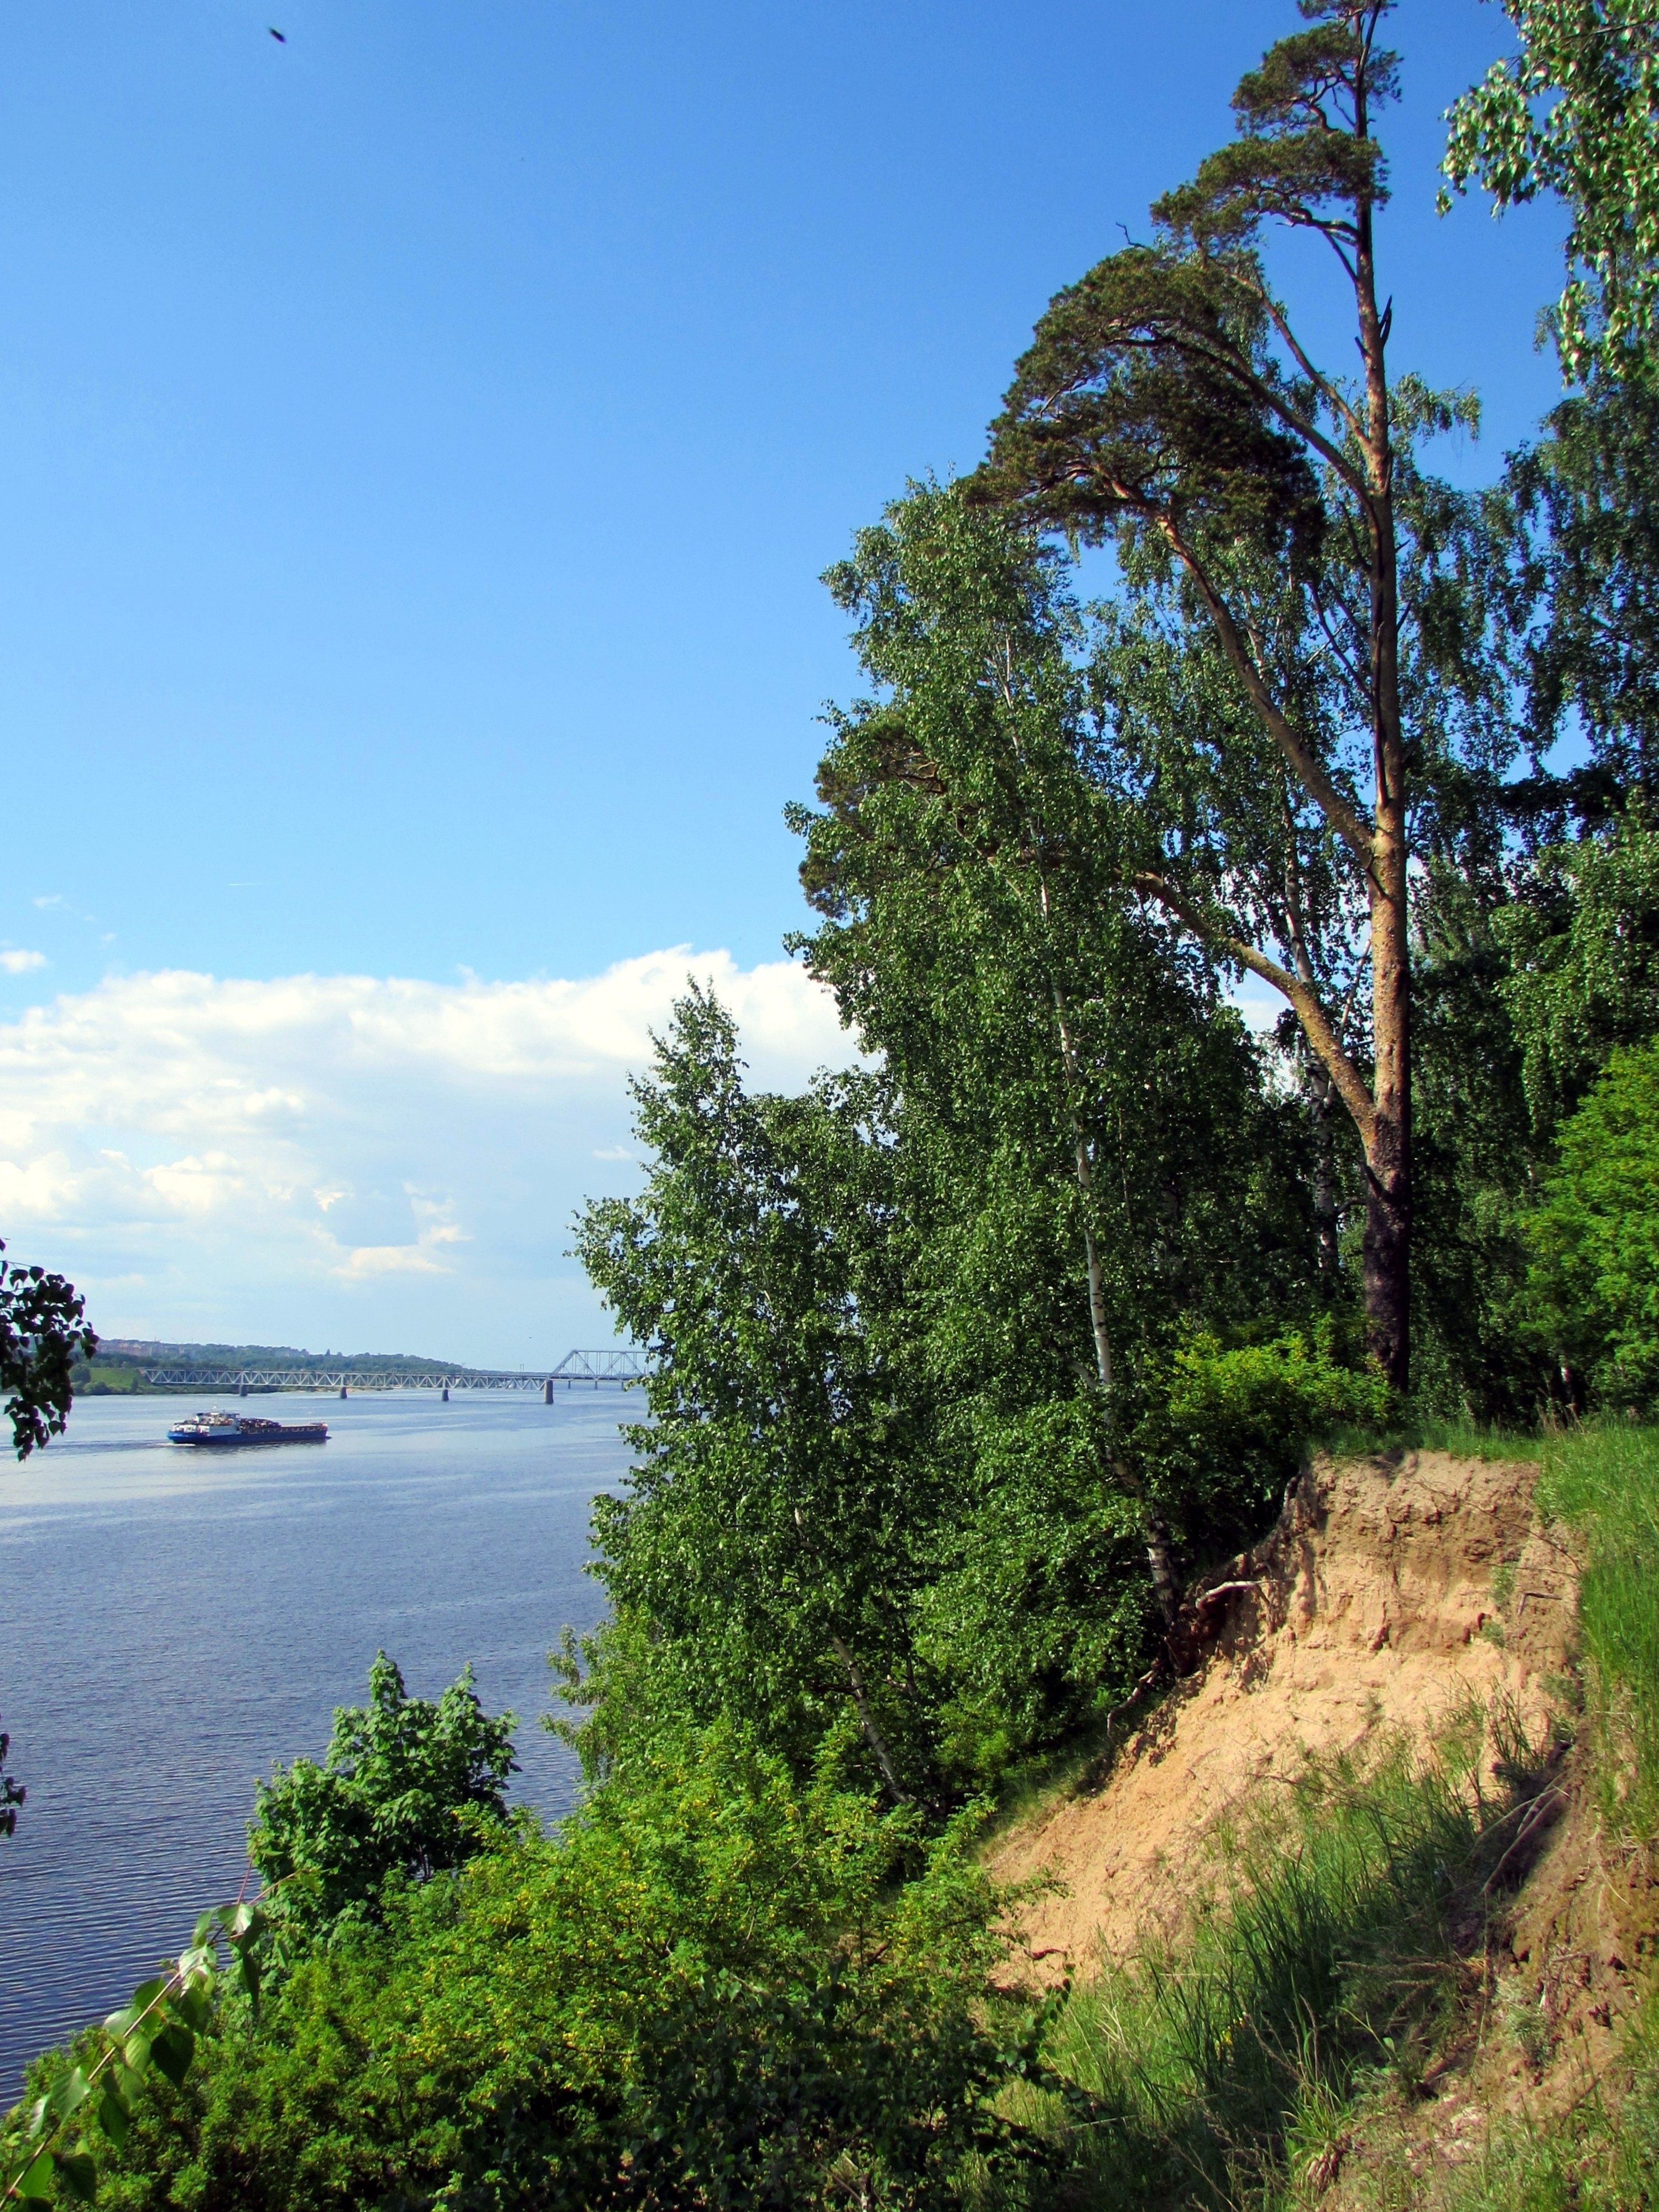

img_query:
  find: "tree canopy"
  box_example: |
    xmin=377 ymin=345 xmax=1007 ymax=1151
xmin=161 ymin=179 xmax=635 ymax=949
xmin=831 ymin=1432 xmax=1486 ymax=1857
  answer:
xmin=0 ymin=1241 xmax=94 ymax=1460
xmin=1443 ymin=0 xmax=1659 ymax=386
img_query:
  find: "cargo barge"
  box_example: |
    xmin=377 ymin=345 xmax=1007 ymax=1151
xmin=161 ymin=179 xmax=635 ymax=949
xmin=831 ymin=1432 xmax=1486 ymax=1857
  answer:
xmin=166 ymin=1411 xmax=328 ymax=1447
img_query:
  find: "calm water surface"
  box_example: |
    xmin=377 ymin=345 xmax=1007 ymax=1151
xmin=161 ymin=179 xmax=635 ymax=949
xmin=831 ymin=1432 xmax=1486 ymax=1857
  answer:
xmin=0 ymin=1389 xmax=628 ymax=2100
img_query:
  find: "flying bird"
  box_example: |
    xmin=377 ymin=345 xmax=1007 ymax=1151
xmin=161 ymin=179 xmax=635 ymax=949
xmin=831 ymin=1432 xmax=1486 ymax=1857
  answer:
xmin=269 ymin=26 xmax=286 ymax=39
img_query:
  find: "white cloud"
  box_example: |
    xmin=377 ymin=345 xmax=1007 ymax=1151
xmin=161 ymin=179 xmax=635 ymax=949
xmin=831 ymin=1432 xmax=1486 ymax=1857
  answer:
xmin=0 ymin=950 xmax=46 ymax=974
xmin=0 ymin=950 xmax=854 ymax=1363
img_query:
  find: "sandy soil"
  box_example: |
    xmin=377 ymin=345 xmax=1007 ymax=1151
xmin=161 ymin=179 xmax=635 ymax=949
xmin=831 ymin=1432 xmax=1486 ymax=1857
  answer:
xmin=989 ymin=1451 xmax=1579 ymax=1979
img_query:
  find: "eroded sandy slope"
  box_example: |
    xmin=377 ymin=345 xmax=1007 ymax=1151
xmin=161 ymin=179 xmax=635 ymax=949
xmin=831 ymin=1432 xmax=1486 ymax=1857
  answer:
xmin=990 ymin=1451 xmax=1578 ymax=1976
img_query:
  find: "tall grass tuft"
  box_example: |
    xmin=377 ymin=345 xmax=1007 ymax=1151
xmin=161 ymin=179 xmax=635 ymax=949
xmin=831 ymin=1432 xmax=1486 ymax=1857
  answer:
xmin=1538 ymin=1423 xmax=1659 ymax=1838
xmin=1045 ymin=1718 xmax=1554 ymax=2207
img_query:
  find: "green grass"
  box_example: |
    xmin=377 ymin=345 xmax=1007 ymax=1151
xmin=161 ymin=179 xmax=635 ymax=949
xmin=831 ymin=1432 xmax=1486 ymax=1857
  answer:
xmin=1020 ymin=1713 xmax=1558 ymax=2209
xmin=1428 ymin=1978 xmax=1659 ymax=2212
xmin=1537 ymin=1422 xmax=1659 ymax=1839
xmin=1321 ymin=1413 xmax=1545 ymax=1463
xmin=75 ymin=1364 xmax=148 ymax=1394
xmin=1406 ymin=1413 xmax=1547 ymax=1462
xmin=989 ymin=1423 xmax=1659 ymax=2209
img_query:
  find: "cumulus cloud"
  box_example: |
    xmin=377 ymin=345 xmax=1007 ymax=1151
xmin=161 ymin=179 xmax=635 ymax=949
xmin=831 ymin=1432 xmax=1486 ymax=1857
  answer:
xmin=0 ymin=950 xmax=854 ymax=1362
xmin=0 ymin=950 xmax=46 ymax=974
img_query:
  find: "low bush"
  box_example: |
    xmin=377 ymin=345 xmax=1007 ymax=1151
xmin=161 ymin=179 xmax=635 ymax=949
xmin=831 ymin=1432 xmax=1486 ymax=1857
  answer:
xmin=27 ymin=1720 xmax=1060 ymax=2212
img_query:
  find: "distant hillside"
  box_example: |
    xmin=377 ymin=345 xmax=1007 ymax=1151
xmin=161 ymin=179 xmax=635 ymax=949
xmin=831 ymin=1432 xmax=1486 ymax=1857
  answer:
xmin=99 ymin=1340 xmax=487 ymax=1375
xmin=74 ymin=1342 xmax=509 ymax=1395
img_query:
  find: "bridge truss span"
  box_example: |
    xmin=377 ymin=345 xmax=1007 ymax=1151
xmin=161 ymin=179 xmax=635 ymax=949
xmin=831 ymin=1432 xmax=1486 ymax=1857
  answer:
xmin=138 ymin=1348 xmax=648 ymax=1394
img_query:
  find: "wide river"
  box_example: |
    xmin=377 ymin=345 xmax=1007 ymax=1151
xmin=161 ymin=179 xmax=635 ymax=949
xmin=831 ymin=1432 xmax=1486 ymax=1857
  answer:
xmin=0 ymin=1388 xmax=627 ymax=2103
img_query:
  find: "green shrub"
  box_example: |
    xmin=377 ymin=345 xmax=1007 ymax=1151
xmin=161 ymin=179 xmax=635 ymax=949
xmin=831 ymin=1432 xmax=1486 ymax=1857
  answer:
xmin=247 ymin=1651 xmax=519 ymax=1954
xmin=58 ymin=1720 xmax=1058 ymax=2212
xmin=1526 ymin=1042 xmax=1659 ymax=1409
xmin=919 ymin=1397 xmax=1159 ymax=1784
xmin=1133 ymin=1320 xmax=1392 ymax=1547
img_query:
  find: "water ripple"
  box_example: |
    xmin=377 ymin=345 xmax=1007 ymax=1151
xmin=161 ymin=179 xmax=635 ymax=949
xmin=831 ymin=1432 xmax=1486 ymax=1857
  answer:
xmin=0 ymin=1393 xmax=622 ymax=2101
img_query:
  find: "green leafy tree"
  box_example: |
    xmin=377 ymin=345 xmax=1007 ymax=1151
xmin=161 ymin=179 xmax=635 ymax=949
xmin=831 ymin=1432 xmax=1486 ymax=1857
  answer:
xmin=1406 ymin=867 xmax=1541 ymax=1417
xmin=247 ymin=1652 xmax=518 ymax=1949
xmin=1490 ymin=377 xmax=1659 ymax=815
xmin=972 ymin=1 xmax=1443 ymax=1391
xmin=1497 ymin=806 xmax=1659 ymax=1131
xmin=794 ymin=487 xmax=1332 ymax=1691
xmin=1 ymin=1241 xmax=95 ymax=1459
xmin=1443 ymin=0 xmax=1659 ymax=387
xmin=576 ymin=988 xmax=940 ymax=1801
xmin=1525 ymin=1039 xmax=1659 ymax=1405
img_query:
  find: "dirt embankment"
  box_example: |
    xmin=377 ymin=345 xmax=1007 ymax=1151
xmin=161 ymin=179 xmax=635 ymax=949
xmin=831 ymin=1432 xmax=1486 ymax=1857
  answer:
xmin=992 ymin=1451 xmax=1579 ymax=1976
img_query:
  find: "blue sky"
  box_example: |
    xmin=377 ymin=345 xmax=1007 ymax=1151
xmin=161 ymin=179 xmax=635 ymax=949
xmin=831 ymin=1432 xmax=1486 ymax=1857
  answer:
xmin=0 ymin=1 xmax=1570 ymax=1362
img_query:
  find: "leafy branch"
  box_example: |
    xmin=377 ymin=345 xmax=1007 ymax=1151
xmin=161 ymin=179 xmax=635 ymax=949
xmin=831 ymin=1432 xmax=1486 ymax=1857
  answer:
xmin=1 ymin=1897 xmax=269 ymax=2209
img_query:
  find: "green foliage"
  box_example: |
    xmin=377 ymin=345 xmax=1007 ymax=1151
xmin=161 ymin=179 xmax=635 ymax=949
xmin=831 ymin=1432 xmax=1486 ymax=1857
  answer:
xmin=71 ymin=1723 xmax=1060 ymax=2212
xmin=247 ymin=1652 xmax=518 ymax=1951
xmin=1408 ymin=871 xmax=1542 ymax=1418
xmin=1444 ymin=0 xmax=1659 ymax=386
xmin=1525 ymin=1044 xmax=1659 ymax=1406
xmin=575 ymin=987 xmax=941 ymax=1801
xmin=910 ymin=1329 xmax=1385 ymax=1786
xmin=28 ymin=7 xmax=1659 ymax=2201
xmin=1129 ymin=1321 xmax=1390 ymax=1543
xmin=916 ymin=1398 xmax=1157 ymax=1783
xmin=0 ymin=1240 xmax=95 ymax=1460
xmin=1503 ymin=379 xmax=1659 ymax=808
xmin=797 ymin=484 xmax=1322 ymax=1371
xmin=1 ymin=1901 xmax=266 ymax=2212
xmin=1498 ymin=810 xmax=1659 ymax=1132
xmin=1538 ymin=1422 xmax=1659 ymax=1833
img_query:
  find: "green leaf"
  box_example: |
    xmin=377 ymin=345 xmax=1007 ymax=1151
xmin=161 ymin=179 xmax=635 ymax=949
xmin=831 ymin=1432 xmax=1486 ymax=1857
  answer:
xmin=192 ymin=1910 xmax=219 ymax=1948
xmin=25 ymin=2095 xmax=51 ymax=2138
xmin=232 ymin=1942 xmax=263 ymax=2009
xmin=130 ymin=1977 xmax=166 ymax=2012
xmin=121 ymin=2034 xmax=153 ymax=2073
xmin=19 ymin=2150 xmax=55 ymax=2196
xmin=52 ymin=2067 xmax=92 ymax=2119
xmin=149 ymin=2021 xmax=195 ymax=2089
xmin=97 ymin=2089 xmax=131 ymax=2148
xmin=54 ymin=2148 xmax=99 ymax=2203
xmin=170 ymin=1981 xmax=211 ymax=2033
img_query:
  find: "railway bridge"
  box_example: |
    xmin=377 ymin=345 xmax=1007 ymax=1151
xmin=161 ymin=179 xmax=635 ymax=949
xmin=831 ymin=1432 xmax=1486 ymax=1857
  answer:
xmin=139 ymin=1347 xmax=647 ymax=1402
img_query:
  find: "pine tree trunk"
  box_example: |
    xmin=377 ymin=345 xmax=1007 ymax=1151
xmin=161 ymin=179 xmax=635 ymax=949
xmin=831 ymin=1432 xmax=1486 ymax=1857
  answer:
xmin=1356 ymin=131 xmax=1411 ymax=1399
xmin=1364 ymin=851 xmax=1411 ymax=1392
